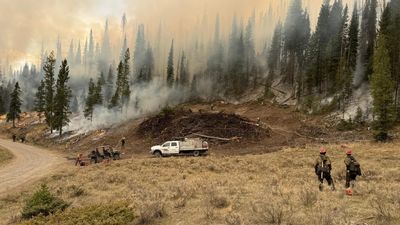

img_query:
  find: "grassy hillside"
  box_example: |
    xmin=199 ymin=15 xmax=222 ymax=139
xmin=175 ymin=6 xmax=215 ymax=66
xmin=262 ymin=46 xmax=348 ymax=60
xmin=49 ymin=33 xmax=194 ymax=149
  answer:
xmin=0 ymin=147 xmax=13 ymax=166
xmin=1 ymin=140 xmax=399 ymax=225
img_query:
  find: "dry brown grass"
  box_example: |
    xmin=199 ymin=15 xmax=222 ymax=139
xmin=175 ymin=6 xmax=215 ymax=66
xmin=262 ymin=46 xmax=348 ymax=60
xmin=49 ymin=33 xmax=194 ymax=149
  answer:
xmin=1 ymin=140 xmax=400 ymax=225
xmin=0 ymin=146 xmax=13 ymax=166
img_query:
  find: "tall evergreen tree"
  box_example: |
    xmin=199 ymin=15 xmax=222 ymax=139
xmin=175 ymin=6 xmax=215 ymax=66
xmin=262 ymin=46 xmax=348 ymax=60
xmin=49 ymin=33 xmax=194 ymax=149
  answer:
xmin=0 ymin=93 xmax=5 ymax=115
xmin=133 ymin=24 xmax=147 ymax=83
xmin=104 ymin=65 xmax=114 ymax=104
xmin=7 ymin=82 xmax=22 ymax=128
xmin=282 ymin=0 xmax=310 ymax=97
xmin=110 ymin=49 xmax=131 ymax=110
xmin=53 ymin=59 xmax=72 ymax=137
xmin=358 ymin=0 xmax=377 ymax=85
xmin=34 ymin=80 xmax=46 ymax=123
xmin=121 ymin=49 xmax=131 ymax=107
xmin=348 ymin=3 xmax=359 ymax=72
xmin=178 ymin=51 xmax=189 ymax=87
xmin=95 ymin=76 xmax=104 ymax=105
xmin=206 ymin=14 xmax=224 ymax=94
xmin=267 ymin=22 xmax=282 ymax=81
xmin=381 ymin=1 xmax=400 ymax=119
xmin=370 ymin=35 xmax=395 ymax=141
xmin=43 ymin=52 xmax=56 ymax=133
xmin=84 ymin=78 xmax=96 ymax=121
xmin=167 ymin=40 xmax=175 ymax=87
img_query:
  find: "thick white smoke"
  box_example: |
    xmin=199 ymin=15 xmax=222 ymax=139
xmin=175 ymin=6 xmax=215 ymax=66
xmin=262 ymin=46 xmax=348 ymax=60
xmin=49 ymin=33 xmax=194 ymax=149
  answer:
xmin=65 ymin=78 xmax=189 ymax=134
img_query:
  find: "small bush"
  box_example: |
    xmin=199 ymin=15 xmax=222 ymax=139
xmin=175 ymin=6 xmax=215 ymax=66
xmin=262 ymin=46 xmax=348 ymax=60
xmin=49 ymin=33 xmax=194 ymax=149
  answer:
xmin=371 ymin=198 xmax=397 ymax=223
xmin=21 ymin=184 xmax=69 ymax=219
xmin=209 ymin=192 xmax=229 ymax=209
xmin=252 ymin=199 xmax=291 ymax=225
xmin=299 ymin=189 xmax=318 ymax=207
xmin=21 ymin=202 xmax=135 ymax=225
xmin=137 ymin=200 xmax=167 ymax=224
xmin=225 ymin=212 xmax=243 ymax=225
xmin=67 ymin=185 xmax=86 ymax=198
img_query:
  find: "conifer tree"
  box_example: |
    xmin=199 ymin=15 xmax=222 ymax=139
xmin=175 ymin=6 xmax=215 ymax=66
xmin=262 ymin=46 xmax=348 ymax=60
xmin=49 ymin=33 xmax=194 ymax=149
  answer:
xmin=0 ymin=94 xmax=5 ymax=115
xmin=144 ymin=45 xmax=154 ymax=83
xmin=34 ymin=80 xmax=46 ymax=123
xmin=167 ymin=40 xmax=175 ymax=87
xmin=133 ymin=24 xmax=146 ymax=83
xmin=178 ymin=51 xmax=189 ymax=87
xmin=358 ymin=0 xmax=377 ymax=85
xmin=6 ymin=82 xmax=22 ymax=128
xmin=109 ymin=62 xmax=124 ymax=109
xmin=95 ymin=77 xmax=103 ymax=105
xmin=348 ymin=3 xmax=359 ymax=72
xmin=266 ymin=22 xmax=283 ymax=94
xmin=370 ymin=35 xmax=395 ymax=141
xmin=53 ymin=59 xmax=72 ymax=137
xmin=43 ymin=52 xmax=56 ymax=133
xmin=110 ymin=49 xmax=131 ymax=110
xmin=121 ymin=49 xmax=131 ymax=107
xmin=104 ymin=65 xmax=114 ymax=104
xmin=84 ymin=78 xmax=96 ymax=121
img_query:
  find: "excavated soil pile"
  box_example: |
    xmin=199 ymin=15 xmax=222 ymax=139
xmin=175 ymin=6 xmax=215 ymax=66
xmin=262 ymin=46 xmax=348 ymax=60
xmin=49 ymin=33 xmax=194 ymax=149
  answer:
xmin=137 ymin=109 xmax=269 ymax=143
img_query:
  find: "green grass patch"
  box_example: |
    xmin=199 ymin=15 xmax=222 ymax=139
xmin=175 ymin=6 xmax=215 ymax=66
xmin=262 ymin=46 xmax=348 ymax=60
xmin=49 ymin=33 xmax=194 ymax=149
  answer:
xmin=21 ymin=202 xmax=135 ymax=225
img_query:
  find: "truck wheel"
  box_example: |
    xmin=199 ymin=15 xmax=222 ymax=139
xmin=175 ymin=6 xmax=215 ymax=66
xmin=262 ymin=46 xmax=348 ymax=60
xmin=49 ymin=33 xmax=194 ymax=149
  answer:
xmin=154 ymin=151 xmax=162 ymax=158
xmin=193 ymin=151 xmax=200 ymax=157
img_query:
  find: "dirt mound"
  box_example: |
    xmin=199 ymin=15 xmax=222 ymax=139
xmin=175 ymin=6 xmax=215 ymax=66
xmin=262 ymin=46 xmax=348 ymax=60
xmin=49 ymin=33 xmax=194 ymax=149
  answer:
xmin=137 ymin=109 xmax=269 ymax=143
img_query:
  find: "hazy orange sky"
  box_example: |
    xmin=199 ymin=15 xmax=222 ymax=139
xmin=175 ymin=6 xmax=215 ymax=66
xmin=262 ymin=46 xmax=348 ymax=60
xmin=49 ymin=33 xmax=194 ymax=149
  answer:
xmin=0 ymin=0 xmax=362 ymax=68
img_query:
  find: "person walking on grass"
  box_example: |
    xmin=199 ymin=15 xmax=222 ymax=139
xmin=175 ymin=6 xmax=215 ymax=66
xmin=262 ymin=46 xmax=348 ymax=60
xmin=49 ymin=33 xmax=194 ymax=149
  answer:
xmin=344 ymin=149 xmax=362 ymax=190
xmin=314 ymin=147 xmax=336 ymax=191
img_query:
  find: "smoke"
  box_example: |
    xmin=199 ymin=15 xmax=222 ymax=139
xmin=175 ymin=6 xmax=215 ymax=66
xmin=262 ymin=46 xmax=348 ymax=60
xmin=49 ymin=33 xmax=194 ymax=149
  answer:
xmin=65 ymin=78 xmax=188 ymax=133
xmin=0 ymin=0 xmax=355 ymax=67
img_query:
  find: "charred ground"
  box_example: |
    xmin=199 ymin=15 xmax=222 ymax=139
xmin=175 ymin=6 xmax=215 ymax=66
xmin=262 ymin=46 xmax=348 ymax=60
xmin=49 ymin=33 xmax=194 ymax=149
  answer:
xmin=0 ymin=101 xmax=373 ymax=157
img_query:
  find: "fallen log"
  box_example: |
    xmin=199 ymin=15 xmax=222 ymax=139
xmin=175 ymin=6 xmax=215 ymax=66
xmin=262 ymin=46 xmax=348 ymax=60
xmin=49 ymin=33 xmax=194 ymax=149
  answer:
xmin=191 ymin=133 xmax=241 ymax=141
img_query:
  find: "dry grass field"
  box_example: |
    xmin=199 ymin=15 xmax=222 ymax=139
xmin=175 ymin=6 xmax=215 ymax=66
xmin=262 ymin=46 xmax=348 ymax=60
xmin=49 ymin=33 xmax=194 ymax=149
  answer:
xmin=0 ymin=147 xmax=13 ymax=166
xmin=1 ymin=140 xmax=399 ymax=225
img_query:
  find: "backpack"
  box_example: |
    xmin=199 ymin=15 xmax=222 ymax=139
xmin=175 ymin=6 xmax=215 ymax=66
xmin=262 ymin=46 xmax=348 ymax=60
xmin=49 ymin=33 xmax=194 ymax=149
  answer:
xmin=348 ymin=157 xmax=361 ymax=175
xmin=317 ymin=156 xmax=331 ymax=173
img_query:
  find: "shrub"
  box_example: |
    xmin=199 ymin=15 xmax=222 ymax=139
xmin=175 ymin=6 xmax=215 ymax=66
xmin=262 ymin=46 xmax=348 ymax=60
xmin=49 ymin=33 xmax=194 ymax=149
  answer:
xmin=208 ymin=191 xmax=229 ymax=209
xmin=299 ymin=189 xmax=318 ymax=207
xmin=225 ymin=212 xmax=243 ymax=225
xmin=21 ymin=202 xmax=135 ymax=225
xmin=21 ymin=184 xmax=69 ymax=219
xmin=67 ymin=185 xmax=86 ymax=198
xmin=137 ymin=200 xmax=167 ymax=224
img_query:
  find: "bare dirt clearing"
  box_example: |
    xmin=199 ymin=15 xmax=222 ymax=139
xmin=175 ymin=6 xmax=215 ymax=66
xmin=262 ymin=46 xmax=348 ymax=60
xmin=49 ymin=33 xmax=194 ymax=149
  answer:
xmin=0 ymin=139 xmax=65 ymax=197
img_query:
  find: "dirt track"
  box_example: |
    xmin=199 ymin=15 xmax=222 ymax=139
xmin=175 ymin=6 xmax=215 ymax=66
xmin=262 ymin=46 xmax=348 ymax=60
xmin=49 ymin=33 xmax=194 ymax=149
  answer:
xmin=0 ymin=139 xmax=65 ymax=196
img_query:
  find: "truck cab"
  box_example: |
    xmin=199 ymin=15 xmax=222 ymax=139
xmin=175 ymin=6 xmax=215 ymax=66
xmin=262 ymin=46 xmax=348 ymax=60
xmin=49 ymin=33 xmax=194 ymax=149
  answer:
xmin=159 ymin=141 xmax=180 ymax=155
xmin=150 ymin=138 xmax=208 ymax=157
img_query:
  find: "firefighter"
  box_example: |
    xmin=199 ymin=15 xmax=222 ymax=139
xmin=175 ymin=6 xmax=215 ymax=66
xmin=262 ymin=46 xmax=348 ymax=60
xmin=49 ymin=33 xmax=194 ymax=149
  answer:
xmin=89 ymin=150 xmax=98 ymax=164
xmin=314 ymin=147 xmax=335 ymax=191
xmin=344 ymin=149 xmax=362 ymax=189
xmin=121 ymin=137 xmax=126 ymax=150
xmin=75 ymin=153 xmax=84 ymax=166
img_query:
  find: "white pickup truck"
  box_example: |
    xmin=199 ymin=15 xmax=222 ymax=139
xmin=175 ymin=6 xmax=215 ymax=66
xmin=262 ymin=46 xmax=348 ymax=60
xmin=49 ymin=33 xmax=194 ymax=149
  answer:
xmin=150 ymin=138 xmax=209 ymax=157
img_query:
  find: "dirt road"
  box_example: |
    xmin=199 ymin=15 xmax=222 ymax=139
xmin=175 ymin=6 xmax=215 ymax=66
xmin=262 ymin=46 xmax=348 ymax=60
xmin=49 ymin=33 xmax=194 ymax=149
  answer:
xmin=0 ymin=139 xmax=65 ymax=196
